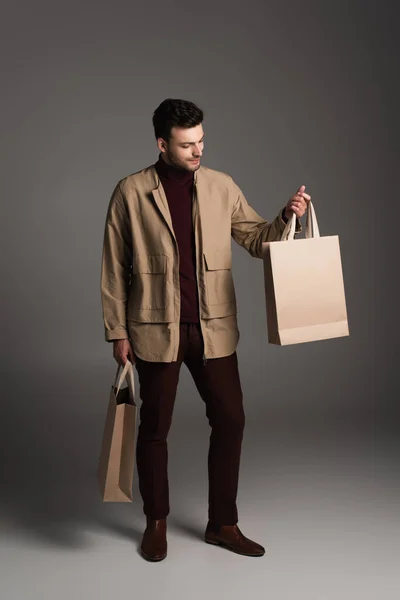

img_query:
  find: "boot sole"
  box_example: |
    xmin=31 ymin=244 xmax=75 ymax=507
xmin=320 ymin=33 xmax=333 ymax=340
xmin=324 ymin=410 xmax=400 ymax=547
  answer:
xmin=140 ymin=549 xmax=167 ymax=562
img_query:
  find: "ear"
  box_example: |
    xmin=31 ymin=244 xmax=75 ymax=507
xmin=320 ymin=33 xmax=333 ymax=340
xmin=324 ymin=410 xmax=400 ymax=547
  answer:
xmin=157 ymin=137 xmax=167 ymax=153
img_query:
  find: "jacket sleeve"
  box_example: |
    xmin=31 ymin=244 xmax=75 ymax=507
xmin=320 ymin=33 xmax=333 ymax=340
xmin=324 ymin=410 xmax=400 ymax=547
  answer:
xmin=230 ymin=180 xmax=302 ymax=258
xmin=100 ymin=181 xmax=132 ymax=342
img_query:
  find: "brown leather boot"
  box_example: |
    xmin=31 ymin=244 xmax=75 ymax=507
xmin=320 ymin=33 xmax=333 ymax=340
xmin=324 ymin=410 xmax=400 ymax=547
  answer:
xmin=205 ymin=522 xmax=265 ymax=556
xmin=140 ymin=517 xmax=167 ymax=561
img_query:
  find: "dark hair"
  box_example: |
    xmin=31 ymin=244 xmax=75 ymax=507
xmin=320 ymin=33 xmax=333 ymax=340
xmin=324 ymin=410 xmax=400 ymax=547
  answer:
xmin=152 ymin=98 xmax=204 ymax=141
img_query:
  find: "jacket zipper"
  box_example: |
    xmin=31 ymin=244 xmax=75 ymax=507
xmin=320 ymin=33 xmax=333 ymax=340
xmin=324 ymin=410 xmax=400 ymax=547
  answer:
xmin=165 ymin=193 xmax=180 ymax=363
xmin=193 ymin=181 xmax=207 ymax=366
xmin=175 ymin=245 xmax=181 ymax=362
xmin=157 ymin=179 xmax=181 ymax=363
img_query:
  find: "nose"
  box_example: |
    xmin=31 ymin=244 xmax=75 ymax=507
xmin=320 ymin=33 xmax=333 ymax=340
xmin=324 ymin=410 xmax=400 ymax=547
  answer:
xmin=193 ymin=143 xmax=202 ymax=157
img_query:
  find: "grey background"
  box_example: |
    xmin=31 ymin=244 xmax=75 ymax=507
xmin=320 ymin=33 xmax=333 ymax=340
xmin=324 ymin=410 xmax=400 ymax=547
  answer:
xmin=1 ymin=1 xmax=398 ymax=598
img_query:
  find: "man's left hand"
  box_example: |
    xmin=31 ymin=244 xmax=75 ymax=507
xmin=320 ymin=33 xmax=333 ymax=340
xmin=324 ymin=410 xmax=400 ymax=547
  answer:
xmin=284 ymin=185 xmax=311 ymax=221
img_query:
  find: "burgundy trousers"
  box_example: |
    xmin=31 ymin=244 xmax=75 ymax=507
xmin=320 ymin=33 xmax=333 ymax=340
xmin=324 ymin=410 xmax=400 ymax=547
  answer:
xmin=135 ymin=322 xmax=245 ymax=525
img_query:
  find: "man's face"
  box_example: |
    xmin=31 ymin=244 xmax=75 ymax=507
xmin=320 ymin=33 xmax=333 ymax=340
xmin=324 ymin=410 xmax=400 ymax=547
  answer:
xmin=158 ymin=124 xmax=204 ymax=172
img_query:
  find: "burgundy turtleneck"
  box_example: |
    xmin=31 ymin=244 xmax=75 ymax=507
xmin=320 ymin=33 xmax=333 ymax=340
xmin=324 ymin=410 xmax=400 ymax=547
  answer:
xmin=154 ymin=153 xmax=200 ymax=323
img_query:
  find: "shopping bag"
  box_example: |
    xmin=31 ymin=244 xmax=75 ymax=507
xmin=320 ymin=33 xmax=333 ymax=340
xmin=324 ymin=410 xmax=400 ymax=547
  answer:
xmin=262 ymin=202 xmax=349 ymax=345
xmin=97 ymin=359 xmax=137 ymax=502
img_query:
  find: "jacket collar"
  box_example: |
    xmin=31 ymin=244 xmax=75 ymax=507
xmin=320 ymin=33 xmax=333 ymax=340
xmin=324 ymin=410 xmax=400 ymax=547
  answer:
xmin=149 ymin=163 xmax=201 ymax=242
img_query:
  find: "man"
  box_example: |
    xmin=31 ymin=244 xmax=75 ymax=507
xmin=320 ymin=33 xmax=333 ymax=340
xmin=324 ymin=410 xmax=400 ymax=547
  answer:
xmin=100 ymin=98 xmax=310 ymax=561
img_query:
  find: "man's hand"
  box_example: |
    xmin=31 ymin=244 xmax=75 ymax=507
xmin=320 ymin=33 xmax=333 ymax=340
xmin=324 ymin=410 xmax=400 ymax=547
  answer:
xmin=113 ymin=339 xmax=137 ymax=366
xmin=284 ymin=185 xmax=311 ymax=221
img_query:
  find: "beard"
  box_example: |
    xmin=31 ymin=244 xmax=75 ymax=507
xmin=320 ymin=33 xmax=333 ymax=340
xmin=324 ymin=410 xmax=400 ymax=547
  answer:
xmin=164 ymin=149 xmax=200 ymax=172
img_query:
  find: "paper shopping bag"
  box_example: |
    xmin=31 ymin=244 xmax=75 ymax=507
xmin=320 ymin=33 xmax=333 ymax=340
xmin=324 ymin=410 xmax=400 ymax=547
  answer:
xmin=97 ymin=360 xmax=137 ymax=502
xmin=262 ymin=202 xmax=349 ymax=345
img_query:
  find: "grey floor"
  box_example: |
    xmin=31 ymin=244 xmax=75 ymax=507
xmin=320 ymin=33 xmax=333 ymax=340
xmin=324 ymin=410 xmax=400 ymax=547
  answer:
xmin=1 ymin=365 xmax=399 ymax=600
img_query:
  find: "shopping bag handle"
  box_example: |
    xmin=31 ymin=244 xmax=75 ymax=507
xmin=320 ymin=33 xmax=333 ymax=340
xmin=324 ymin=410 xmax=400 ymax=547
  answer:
xmin=113 ymin=359 xmax=135 ymax=398
xmin=280 ymin=201 xmax=320 ymax=241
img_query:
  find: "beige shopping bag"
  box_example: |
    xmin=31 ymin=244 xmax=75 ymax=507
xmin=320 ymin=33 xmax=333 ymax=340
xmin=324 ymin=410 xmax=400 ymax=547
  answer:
xmin=262 ymin=202 xmax=349 ymax=345
xmin=97 ymin=360 xmax=137 ymax=502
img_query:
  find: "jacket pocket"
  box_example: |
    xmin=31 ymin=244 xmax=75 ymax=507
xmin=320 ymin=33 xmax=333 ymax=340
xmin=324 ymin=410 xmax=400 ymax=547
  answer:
xmin=131 ymin=254 xmax=167 ymax=275
xmin=128 ymin=254 xmax=171 ymax=321
xmin=203 ymin=249 xmax=236 ymax=308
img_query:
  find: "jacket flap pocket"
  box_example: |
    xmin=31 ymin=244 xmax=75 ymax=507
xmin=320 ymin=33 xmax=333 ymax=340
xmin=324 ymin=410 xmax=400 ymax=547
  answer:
xmin=132 ymin=254 xmax=167 ymax=274
xmin=204 ymin=249 xmax=232 ymax=271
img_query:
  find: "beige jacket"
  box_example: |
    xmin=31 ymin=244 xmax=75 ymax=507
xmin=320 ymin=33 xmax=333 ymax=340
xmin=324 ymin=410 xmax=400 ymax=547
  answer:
xmin=100 ymin=162 xmax=300 ymax=362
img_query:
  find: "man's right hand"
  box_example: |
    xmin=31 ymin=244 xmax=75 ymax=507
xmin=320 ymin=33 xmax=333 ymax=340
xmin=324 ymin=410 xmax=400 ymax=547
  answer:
xmin=113 ymin=339 xmax=137 ymax=366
